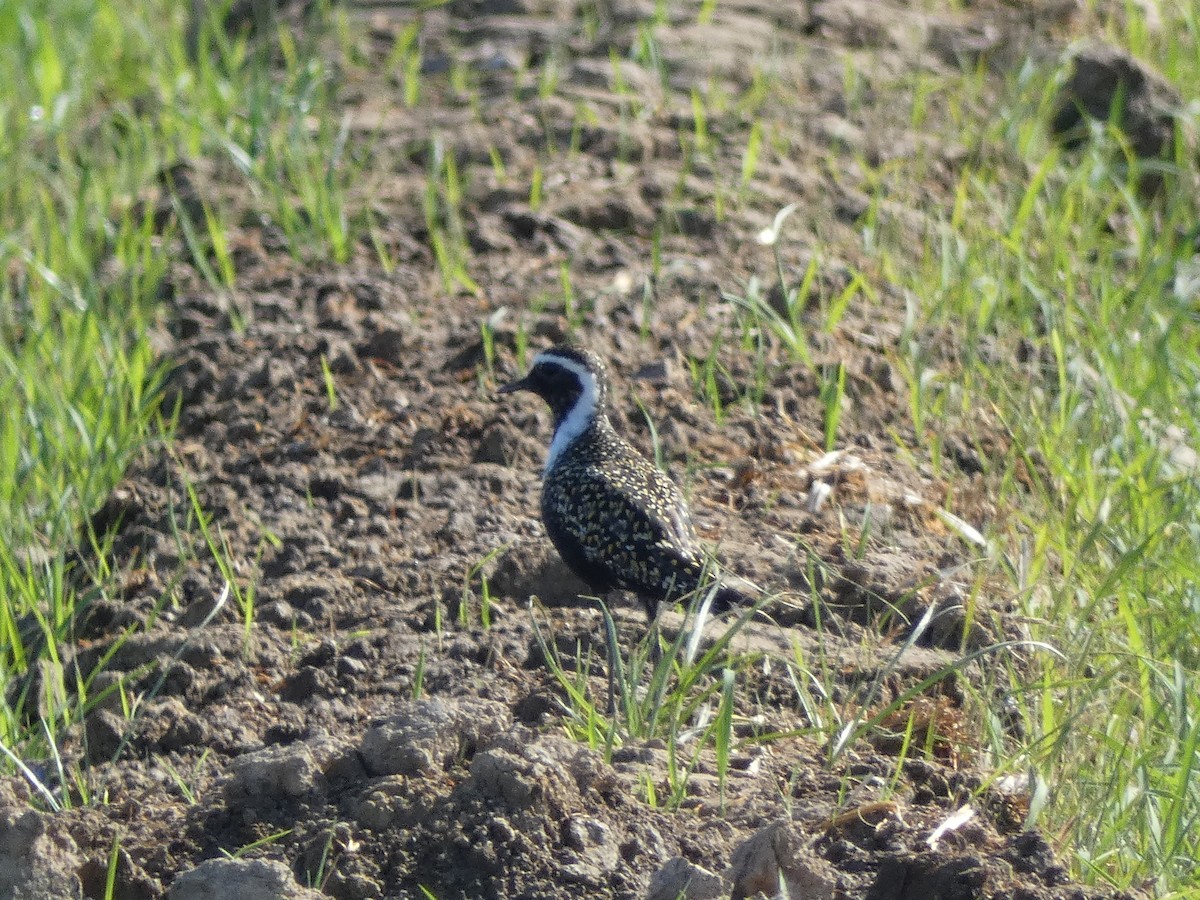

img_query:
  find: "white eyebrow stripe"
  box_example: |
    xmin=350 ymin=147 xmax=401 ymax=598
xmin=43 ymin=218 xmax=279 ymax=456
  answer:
xmin=538 ymin=353 xmax=599 ymax=473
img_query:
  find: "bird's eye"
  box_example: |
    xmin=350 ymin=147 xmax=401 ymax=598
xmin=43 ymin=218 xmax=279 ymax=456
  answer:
xmin=541 ymin=366 xmax=568 ymax=387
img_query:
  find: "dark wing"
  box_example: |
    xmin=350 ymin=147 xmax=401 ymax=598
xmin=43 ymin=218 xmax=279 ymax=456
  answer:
xmin=646 ymin=463 xmax=698 ymax=551
xmin=541 ymin=452 xmax=704 ymax=599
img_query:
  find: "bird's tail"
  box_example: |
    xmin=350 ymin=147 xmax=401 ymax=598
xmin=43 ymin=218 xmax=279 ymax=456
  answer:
xmin=710 ymin=582 xmax=757 ymax=614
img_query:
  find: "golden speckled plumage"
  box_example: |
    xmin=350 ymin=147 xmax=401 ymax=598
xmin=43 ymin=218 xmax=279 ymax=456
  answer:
xmin=498 ymin=345 xmax=747 ymax=615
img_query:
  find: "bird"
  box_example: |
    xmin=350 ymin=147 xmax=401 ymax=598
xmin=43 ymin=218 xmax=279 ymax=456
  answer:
xmin=497 ymin=344 xmax=753 ymax=618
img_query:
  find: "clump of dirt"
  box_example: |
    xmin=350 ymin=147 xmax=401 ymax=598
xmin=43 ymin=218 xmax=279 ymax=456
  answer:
xmin=1 ymin=1 xmax=1156 ymax=898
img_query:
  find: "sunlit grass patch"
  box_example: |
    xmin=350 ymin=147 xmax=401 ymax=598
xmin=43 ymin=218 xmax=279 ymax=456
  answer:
xmin=532 ymin=588 xmax=771 ymax=812
xmin=0 ymin=0 xmax=364 ymax=783
xmin=859 ymin=11 xmax=1200 ymax=890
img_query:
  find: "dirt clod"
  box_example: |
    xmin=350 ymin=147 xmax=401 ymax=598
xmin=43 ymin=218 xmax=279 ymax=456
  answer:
xmin=647 ymin=857 xmax=727 ymax=900
xmin=0 ymin=806 xmax=83 ymax=900
xmin=1051 ymin=42 xmax=1182 ymax=160
xmin=360 ymin=698 xmax=512 ymax=777
xmin=729 ymin=821 xmax=836 ymax=900
xmin=167 ymin=858 xmax=324 ymax=900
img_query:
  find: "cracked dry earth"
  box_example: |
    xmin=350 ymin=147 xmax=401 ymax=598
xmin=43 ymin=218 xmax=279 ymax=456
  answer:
xmin=1 ymin=1 xmax=1161 ymax=898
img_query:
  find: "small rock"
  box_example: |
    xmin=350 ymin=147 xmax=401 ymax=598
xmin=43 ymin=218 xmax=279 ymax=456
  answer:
xmin=632 ymin=360 xmax=671 ymax=384
xmin=565 ymin=816 xmax=619 ymax=874
xmin=281 ymin=666 xmax=336 ymax=702
xmin=475 ymin=423 xmax=517 ymax=465
xmin=142 ymin=697 xmax=208 ymax=752
xmin=729 ymin=821 xmax=836 ymax=900
xmin=168 ymin=858 xmax=324 ymax=900
xmin=0 ymin=806 xmax=83 ymax=899
xmin=257 ymin=599 xmax=298 ymax=627
xmin=647 ymin=857 xmax=726 ymax=900
xmin=468 ymin=729 xmax=610 ymax=811
xmin=337 ymin=655 xmax=367 ymax=679
xmin=351 ymin=782 xmax=405 ymax=830
xmin=437 ymin=510 xmax=478 ymax=543
xmin=490 ymin=543 xmax=591 ymax=605
xmin=358 ymin=328 xmax=407 ymax=365
xmin=226 ymin=742 xmax=324 ymax=803
xmin=85 ymin=708 xmax=126 ymax=762
xmin=1051 ymin=42 xmax=1181 ymax=160
xmin=359 ymin=698 xmax=512 ymax=777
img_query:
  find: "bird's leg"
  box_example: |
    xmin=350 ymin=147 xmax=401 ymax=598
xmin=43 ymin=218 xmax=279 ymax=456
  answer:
xmin=600 ymin=591 xmax=658 ymax=714
xmin=643 ymin=597 xmax=666 ymax=666
xmin=597 ymin=590 xmax=625 ymax=716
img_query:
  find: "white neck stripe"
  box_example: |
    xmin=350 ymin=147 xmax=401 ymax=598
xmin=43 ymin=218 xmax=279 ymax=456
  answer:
xmin=538 ymin=353 xmax=599 ymax=473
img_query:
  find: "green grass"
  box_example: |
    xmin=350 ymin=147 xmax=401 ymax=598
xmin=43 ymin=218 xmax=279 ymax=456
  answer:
xmin=1 ymin=0 xmax=176 ymax=773
xmin=854 ymin=9 xmax=1200 ymax=891
xmin=532 ymin=588 xmax=766 ymax=810
xmin=644 ymin=2 xmax=1200 ymax=891
xmin=0 ymin=0 xmax=359 ymax=779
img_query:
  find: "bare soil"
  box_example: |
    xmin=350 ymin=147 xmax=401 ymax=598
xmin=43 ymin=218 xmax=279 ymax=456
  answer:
xmin=2 ymin=1 xmax=1153 ymax=898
